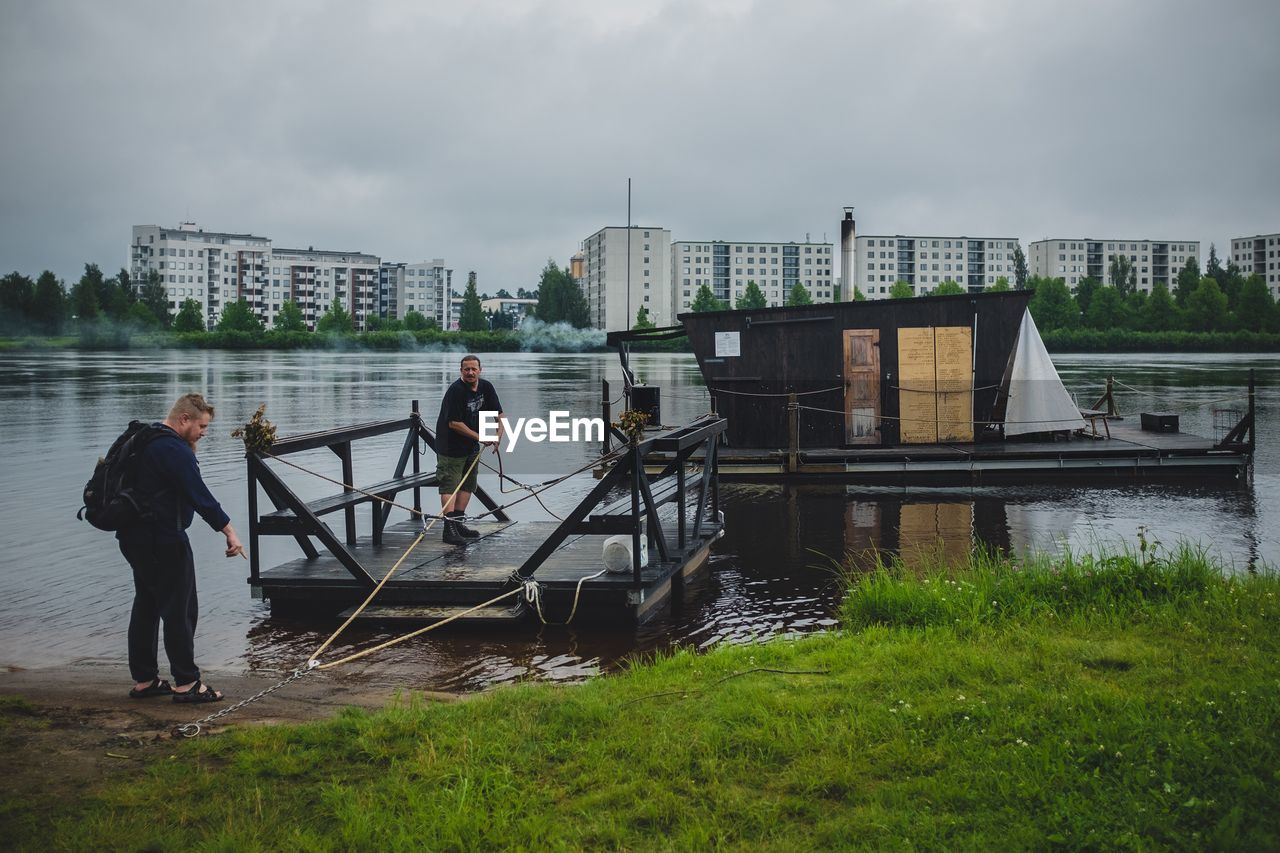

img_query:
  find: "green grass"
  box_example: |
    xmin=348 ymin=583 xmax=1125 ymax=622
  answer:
xmin=6 ymin=545 xmax=1279 ymax=850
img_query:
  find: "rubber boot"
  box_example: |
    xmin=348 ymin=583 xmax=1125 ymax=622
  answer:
xmin=442 ymin=517 xmax=467 ymax=546
xmin=448 ymin=511 xmax=480 ymax=539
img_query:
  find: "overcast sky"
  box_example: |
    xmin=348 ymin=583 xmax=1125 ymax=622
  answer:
xmin=2 ymin=0 xmax=1277 ymax=291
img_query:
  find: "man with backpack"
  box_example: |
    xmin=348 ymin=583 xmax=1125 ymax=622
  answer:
xmin=114 ymin=393 xmax=243 ymax=703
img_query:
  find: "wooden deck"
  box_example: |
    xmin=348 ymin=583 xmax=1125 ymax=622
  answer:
xmin=256 ymin=516 xmax=719 ymax=624
xmin=643 ymin=418 xmax=1250 ymax=485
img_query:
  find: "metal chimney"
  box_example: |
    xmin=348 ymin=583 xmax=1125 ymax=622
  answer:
xmin=840 ymin=207 xmax=856 ymax=300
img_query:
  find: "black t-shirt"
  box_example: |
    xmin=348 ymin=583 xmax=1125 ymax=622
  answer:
xmin=435 ymin=378 xmax=503 ymax=458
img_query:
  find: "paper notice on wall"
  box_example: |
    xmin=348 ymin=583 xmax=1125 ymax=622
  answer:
xmin=714 ymin=331 xmax=741 ymax=357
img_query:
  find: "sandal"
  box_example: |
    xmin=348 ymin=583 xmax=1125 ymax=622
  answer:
xmin=128 ymin=678 xmax=173 ymax=699
xmin=171 ymin=680 xmax=223 ymax=704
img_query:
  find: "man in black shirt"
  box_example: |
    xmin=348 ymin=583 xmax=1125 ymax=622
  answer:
xmin=434 ymin=355 xmax=504 ymax=545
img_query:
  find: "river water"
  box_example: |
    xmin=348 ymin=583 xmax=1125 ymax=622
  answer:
xmin=1 ymin=349 xmax=1276 ymax=691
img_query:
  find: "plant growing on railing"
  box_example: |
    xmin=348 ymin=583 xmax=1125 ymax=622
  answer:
xmin=613 ymin=409 xmax=649 ymax=444
xmin=232 ymin=404 xmax=277 ymax=454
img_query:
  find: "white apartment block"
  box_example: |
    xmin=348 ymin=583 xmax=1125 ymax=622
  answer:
xmin=582 ymin=226 xmax=673 ymax=330
xmin=399 ymin=260 xmax=451 ymax=329
xmin=1028 ymin=239 xmax=1199 ymax=292
xmin=268 ymin=248 xmax=380 ymax=330
xmin=132 ymin=223 xmax=383 ymax=330
xmin=131 ymin=223 xmax=271 ymax=330
xmin=1230 ymin=233 xmax=1280 ymax=297
xmin=854 ymin=235 xmax=1020 ymax=299
xmin=672 ymin=240 xmax=835 ymax=311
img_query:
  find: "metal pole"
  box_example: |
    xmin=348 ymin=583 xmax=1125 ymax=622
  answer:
xmin=602 ymin=378 xmax=612 ymax=454
xmin=411 ymin=399 xmax=422 ymax=517
xmin=626 ymin=178 xmax=632 ymax=332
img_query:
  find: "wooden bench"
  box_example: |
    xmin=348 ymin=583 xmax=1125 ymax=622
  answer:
xmin=260 ymin=469 xmax=439 ymax=545
xmin=577 ymin=475 xmax=682 ymax=535
xmin=1078 ymin=408 xmax=1112 ymax=439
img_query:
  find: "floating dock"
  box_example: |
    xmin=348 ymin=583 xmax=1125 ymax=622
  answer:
xmin=246 ymin=405 xmax=727 ymax=625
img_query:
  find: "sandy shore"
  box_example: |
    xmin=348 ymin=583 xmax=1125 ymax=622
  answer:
xmin=0 ymin=660 xmax=458 ymax=809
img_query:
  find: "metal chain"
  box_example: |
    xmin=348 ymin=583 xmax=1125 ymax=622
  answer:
xmin=172 ymin=661 xmax=318 ymax=738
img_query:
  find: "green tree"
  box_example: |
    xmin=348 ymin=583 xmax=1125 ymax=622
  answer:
xmin=70 ymin=269 xmax=100 ymax=321
xmin=1028 ymin=276 xmax=1079 ymax=331
xmin=1205 ymin=243 xmax=1223 ymax=285
xmin=488 ymin=309 xmax=515 ymax=331
xmin=690 ymin=284 xmax=726 ymax=312
xmin=534 ymin=259 xmax=590 ymax=327
xmin=458 ymin=273 xmax=487 ymax=331
xmin=735 ymin=280 xmax=767 ymax=310
xmin=986 ymin=276 xmax=1011 ymax=292
xmin=1220 ymin=261 xmax=1245 ymax=310
xmin=403 ymin=310 xmax=435 ymax=331
xmin=137 ymin=269 xmax=172 ymax=327
xmin=1108 ymin=254 xmax=1136 ymax=296
xmin=173 ymin=298 xmax=205 ymax=332
xmin=126 ymin=301 xmax=161 ymax=328
xmin=317 ymin=298 xmax=354 ymax=334
xmin=852 ymin=286 xmax=866 ymax=301
xmin=274 ymin=300 xmax=307 ymax=332
xmin=216 ymin=298 xmax=264 ymax=334
xmin=1073 ymin=276 xmax=1101 ymax=317
xmin=1083 ymin=286 xmax=1131 ymax=329
xmin=632 ymin=305 xmax=655 ymax=329
xmin=1012 ymin=245 xmax=1028 ymax=290
xmin=888 ymin=281 xmax=915 ymax=299
xmin=1185 ymin=277 xmax=1229 ymax=331
xmin=30 ymin=271 xmax=65 ymax=334
xmin=786 ymin=281 xmax=813 ymax=306
xmin=1174 ymin=257 xmax=1201 ymax=307
xmin=0 ymin=272 xmax=35 ymax=332
xmin=933 ymin=280 xmax=965 ymax=296
xmin=1233 ymin=274 xmax=1275 ymax=332
xmin=1140 ymin=283 xmax=1179 ymax=331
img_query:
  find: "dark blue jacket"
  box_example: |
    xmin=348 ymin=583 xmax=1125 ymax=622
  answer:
xmin=116 ymin=424 xmax=230 ymax=542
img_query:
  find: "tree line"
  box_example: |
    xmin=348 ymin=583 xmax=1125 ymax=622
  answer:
xmin=1 ymin=257 xmax=600 ymax=339
xmin=1025 ymin=246 xmax=1277 ymax=335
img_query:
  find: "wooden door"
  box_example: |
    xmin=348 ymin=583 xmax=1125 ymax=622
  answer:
xmin=897 ymin=326 xmax=974 ymax=444
xmin=843 ymin=329 xmax=880 ymax=445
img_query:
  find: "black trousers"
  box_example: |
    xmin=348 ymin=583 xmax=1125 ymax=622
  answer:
xmin=118 ymin=533 xmax=199 ymax=686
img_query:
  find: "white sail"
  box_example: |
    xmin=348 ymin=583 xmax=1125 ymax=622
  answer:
xmin=1004 ymin=309 xmax=1085 ymax=436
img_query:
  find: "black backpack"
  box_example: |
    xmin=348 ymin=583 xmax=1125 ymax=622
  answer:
xmin=77 ymin=421 xmax=169 ymax=531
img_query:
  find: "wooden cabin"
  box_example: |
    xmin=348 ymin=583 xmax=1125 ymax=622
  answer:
xmin=679 ymin=290 xmax=1035 ymax=449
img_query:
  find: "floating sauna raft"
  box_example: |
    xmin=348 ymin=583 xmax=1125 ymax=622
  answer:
xmin=607 ymin=291 xmax=1255 ymax=485
xmin=246 ymin=406 xmax=727 ymax=625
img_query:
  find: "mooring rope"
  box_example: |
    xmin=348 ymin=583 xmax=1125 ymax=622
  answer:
xmin=1109 ymin=378 xmax=1248 ymax=409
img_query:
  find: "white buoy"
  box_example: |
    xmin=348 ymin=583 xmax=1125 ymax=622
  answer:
xmin=602 ymin=533 xmax=647 ymax=574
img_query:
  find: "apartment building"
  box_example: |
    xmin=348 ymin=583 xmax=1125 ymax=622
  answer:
xmin=853 ymin=235 xmax=1020 ymax=298
xmin=268 ymin=247 xmax=380 ymax=330
xmin=582 ymin=226 xmax=673 ymax=330
xmin=131 ymin=223 xmax=271 ymax=330
xmin=1028 ymin=239 xmax=1199 ymax=292
xmin=1230 ymin=233 xmax=1280 ymax=297
xmin=399 ymin=260 xmax=451 ymax=329
xmin=671 ymin=240 xmax=835 ymax=311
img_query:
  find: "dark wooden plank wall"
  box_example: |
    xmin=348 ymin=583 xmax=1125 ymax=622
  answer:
xmin=681 ymin=291 xmax=1032 ymax=448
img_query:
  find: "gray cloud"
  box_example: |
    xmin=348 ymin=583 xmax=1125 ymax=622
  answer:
xmin=2 ymin=0 xmax=1277 ymax=292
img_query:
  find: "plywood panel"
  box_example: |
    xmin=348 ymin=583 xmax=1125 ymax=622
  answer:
xmin=898 ymin=327 xmax=938 ymax=444
xmin=843 ymin=329 xmax=880 ymax=445
xmin=934 ymin=326 xmax=974 ymax=442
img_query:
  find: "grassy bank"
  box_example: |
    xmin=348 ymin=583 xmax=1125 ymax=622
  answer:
xmin=1041 ymin=327 xmax=1280 ymax=352
xmin=5 ymin=545 xmax=1278 ymax=849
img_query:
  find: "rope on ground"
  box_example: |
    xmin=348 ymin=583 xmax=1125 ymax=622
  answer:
xmin=618 ymin=668 xmax=831 ymax=707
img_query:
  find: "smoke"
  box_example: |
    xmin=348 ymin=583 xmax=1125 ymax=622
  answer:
xmin=515 ymin=317 xmax=607 ymax=353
